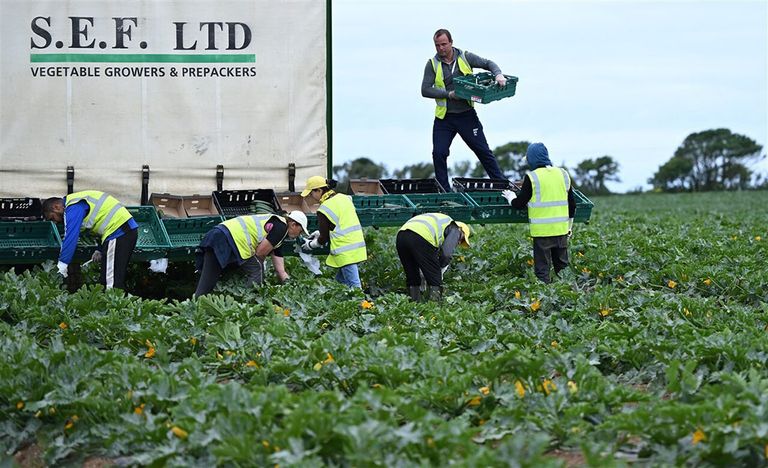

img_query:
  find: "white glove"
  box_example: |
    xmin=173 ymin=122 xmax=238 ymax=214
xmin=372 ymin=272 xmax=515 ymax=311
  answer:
xmin=501 ymin=189 xmax=517 ymax=205
xmin=91 ymin=250 xmax=102 ymax=263
xmin=441 ymin=265 xmax=449 ymax=279
xmin=308 ymin=230 xmax=320 ymax=240
xmin=568 ymin=218 xmax=574 ymax=238
xmin=301 ymin=237 xmax=321 ymax=252
xmin=149 ymin=258 xmax=169 ymax=273
xmin=57 ymin=261 xmax=68 ymax=278
xmin=495 ymin=74 xmax=507 ymax=87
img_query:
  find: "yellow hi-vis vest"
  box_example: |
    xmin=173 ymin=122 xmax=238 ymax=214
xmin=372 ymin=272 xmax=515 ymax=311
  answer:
xmin=65 ymin=190 xmax=132 ymax=242
xmin=400 ymin=213 xmax=453 ymax=248
xmin=527 ymin=167 xmax=571 ymax=237
xmin=432 ymin=50 xmax=474 ymax=119
xmin=221 ymin=214 xmax=287 ymax=260
xmin=317 ymin=194 xmax=367 ymax=268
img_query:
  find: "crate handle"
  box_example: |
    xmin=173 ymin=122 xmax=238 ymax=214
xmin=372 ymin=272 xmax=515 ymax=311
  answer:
xmin=216 ymin=165 xmax=224 ymax=191
xmin=140 ymin=165 xmax=150 ymax=205
xmin=66 ymin=166 xmax=75 ymax=195
xmin=288 ymin=163 xmax=296 ymax=192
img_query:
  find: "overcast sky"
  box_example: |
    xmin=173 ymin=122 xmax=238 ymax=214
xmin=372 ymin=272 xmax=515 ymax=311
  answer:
xmin=331 ymin=0 xmax=767 ymax=192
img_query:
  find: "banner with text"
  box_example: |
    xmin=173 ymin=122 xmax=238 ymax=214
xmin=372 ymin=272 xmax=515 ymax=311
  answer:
xmin=0 ymin=0 xmax=328 ymax=203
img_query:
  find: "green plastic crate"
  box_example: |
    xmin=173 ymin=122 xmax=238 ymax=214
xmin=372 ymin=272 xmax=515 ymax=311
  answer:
xmin=0 ymin=221 xmax=62 ymax=263
xmin=463 ymin=191 xmax=528 ymax=223
xmin=405 ymin=193 xmax=475 ymax=222
xmin=127 ymin=206 xmax=172 ymax=260
xmin=162 ymin=215 xmax=223 ymax=259
xmin=453 ymin=72 xmax=518 ymax=104
xmin=352 ymin=194 xmax=416 ymax=228
xmin=573 ymin=189 xmax=594 ymax=223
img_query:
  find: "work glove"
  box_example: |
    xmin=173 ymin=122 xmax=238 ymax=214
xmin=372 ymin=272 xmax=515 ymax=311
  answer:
xmin=440 ymin=265 xmax=449 ymax=280
xmin=448 ymin=90 xmax=459 ymax=100
xmin=57 ymin=261 xmax=69 ymax=278
xmin=495 ymin=74 xmax=507 ymax=87
xmin=91 ymin=250 xmax=102 ymax=263
xmin=568 ymin=218 xmax=574 ymax=239
xmin=501 ymin=189 xmax=517 ymax=205
xmin=301 ymin=237 xmax=321 ymax=253
xmin=308 ymin=230 xmax=320 ymax=240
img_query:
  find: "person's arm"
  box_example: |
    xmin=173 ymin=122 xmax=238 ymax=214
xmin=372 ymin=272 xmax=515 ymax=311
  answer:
xmin=316 ymin=212 xmax=334 ymax=245
xmin=510 ymin=176 xmax=533 ymax=209
xmin=438 ymin=224 xmax=462 ymax=268
xmin=270 ymin=253 xmax=289 ymax=283
xmin=421 ymin=60 xmax=450 ymax=99
xmin=59 ymin=202 xmax=88 ymax=264
xmin=464 ymin=51 xmax=502 ymax=77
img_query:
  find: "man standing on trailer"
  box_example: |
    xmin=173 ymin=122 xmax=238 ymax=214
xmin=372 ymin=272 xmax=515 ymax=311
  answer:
xmin=42 ymin=191 xmax=138 ymax=290
xmin=421 ymin=28 xmax=507 ymax=192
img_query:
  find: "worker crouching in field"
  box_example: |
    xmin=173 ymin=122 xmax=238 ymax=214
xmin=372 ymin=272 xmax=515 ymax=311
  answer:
xmin=193 ymin=211 xmax=309 ymax=297
xmin=42 ymin=191 xmax=138 ymax=290
xmin=502 ymin=142 xmax=576 ymax=283
xmin=396 ymin=213 xmax=471 ymax=302
xmin=300 ymin=176 xmax=367 ymax=288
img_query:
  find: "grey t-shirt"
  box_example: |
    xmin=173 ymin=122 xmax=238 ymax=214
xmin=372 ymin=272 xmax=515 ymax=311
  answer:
xmin=421 ymin=47 xmax=502 ymax=114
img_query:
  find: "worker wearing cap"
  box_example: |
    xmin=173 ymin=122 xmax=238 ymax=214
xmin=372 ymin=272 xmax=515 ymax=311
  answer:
xmin=194 ymin=211 xmax=309 ymax=297
xmin=396 ymin=213 xmax=471 ymax=301
xmin=502 ymin=142 xmax=576 ymax=283
xmin=300 ymin=176 xmax=367 ymax=288
xmin=42 ymin=191 xmax=138 ymax=290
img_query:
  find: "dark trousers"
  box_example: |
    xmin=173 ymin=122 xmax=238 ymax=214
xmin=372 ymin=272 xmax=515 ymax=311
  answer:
xmin=194 ymin=251 xmax=264 ymax=297
xmin=98 ymin=227 xmax=137 ymax=290
xmin=396 ymin=230 xmax=441 ymax=287
xmin=533 ymin=235 xmax=569 ymax=283
xmin=432 ymin=108 xmax=505 ymax=192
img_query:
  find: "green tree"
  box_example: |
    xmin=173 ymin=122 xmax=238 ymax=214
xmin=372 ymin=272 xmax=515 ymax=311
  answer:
xmin=391 ymin=162 xmax=434 ymax=179
xmin=332 ymin=157 xmax=387 ymax=181
xmin=470 ymin=141 xmax=530 ymax=180
xmin=650 ymin=129 xmax=764 ymax=191
xmin=573 ymin=156 xmax=620 ymax=195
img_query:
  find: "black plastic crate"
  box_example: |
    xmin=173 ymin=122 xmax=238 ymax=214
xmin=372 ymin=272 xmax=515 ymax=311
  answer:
xmin=452 ymin=178 xmax=521 ymax=192
xmin=212 ymin=189 xmax=279 ymax=219
xmin=0 ymin=197 xmax=43 ymax=221
xmin=379 ymin=178 xmax=444 ymax=194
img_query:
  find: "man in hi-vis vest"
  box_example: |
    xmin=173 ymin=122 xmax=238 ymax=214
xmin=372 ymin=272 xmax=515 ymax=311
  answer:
xmin=421 ymin=28 xmax=507 ymax=192
xmin=42 ymin=191 xmax=138 ymax=290
xmin=396 ymin=213 xmax=471 ymax=302
xmin=193 ymin=211 xmax=309 ymax=297
xmin=300 ymin=176 xmax=367 ymax=288
xmin=502 ymin=143 xmax=576 ymax=283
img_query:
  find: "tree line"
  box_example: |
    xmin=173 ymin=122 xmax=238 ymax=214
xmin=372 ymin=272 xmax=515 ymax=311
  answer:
xmin=333 ymin=128 xmax=765 ymax=195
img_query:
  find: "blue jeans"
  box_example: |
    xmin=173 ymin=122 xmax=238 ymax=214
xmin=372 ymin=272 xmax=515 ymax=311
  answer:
xmin=335 ymin=263 xmax=362 ymax=288
xmin=432 ymin=108 xmax=505 ymax=192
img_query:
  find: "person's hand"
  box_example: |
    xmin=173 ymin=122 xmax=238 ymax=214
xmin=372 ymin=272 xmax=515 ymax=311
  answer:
xmin=308 ymin=230 xmax=320 ymax=240
xmin=448 ymin=90 xmax=458 ymax=100
xmin=495 ymin=74 xmax=507 ymax=87
xmin=501 ymin=189 xmax=517 ymax=204
xmin=56 ymin=261 xmax=68 ymax=278
xmin=91 ymin=250 xmax=102 ymax=263
xmin=440 ymin=265 xmax=449 ymax=279
xmin=568 ymin=218 xmax=574 ymax=239
xmin=301 ymin=237 xmax=321 ymax=252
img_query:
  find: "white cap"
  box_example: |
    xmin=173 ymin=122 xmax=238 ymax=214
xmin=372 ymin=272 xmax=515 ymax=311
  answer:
xmin=286 ymin=210 xmax=309 ymax=235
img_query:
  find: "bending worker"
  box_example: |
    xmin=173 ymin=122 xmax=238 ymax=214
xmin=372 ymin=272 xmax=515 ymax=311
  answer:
xmin=194 ymin=211 xmax=309 ymax=297
xmin=42 ymin=191 xmax=138 ymax=290
xmin=502 ymin=142 xmax=576 ymax=283
xmin=421 ymin=28 xmax=507 ymax=192
xmin=396 ymin=213 xmax=471 ymax=301
xmin=300 ymin=176 xmax=367 ymax=288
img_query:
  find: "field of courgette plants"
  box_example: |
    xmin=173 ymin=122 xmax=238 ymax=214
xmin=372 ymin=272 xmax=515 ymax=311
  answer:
xmin=2 ymin=191 xmax=768 ymax=467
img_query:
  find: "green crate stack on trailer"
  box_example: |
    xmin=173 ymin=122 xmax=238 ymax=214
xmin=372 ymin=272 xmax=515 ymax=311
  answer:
xmin=0 ymin=221 xmax=62 ymax=263
xmin=352 ymin=194 xmax=416 ymax=228
xmin=162 ymin=216 xmax=223 ymax=260
xmin=127 ymin=206 xmax=172 ymax=261
xmin=405 ymin=193 xmax=476 ymax=222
